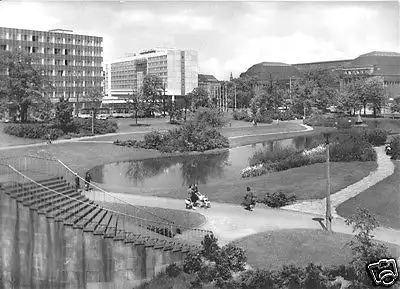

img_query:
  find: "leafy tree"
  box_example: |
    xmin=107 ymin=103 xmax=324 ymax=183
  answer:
xmin=362 ymin=76 xmax=386 ymax=117
xmin=256 ymin=77 xmax=285 ymax=112
xmin=55 ymin=97 xmax=74 ymax=132
xmin=345 ymin=207 xmax=389 ymax=286
xmin=219 ymin=244 xmax=247 ymax=273
xmin=123 ymin=89 xmax=143 ymax=125
xmin=390 ymin=98 xmax=400 ymax=113
xmin=183 ymin=252 xmax=203 ymax=274
xmin=0 ymin=50 xmax=53 ymax=122
xmin=192 ymin=107 xmax=227 ymax=128
xmin=291 ymin=68 xmax=340 ymax=115
xmin=29 ymin=100 xmax=54 ymax=122
xmin=201 ymin=234 xmax=220 ymax=262
xmin=250 ymin=97 xmax=259 ymax=120
xmin=189 ymin=87 xmax=213 ymax=110
xmin=85 ymin=87 xmax=103 ymax=134
xmin=335 ymin=81 xmax=363 ymax=115
xmin=231 ymin=76 xmax=258 ymax=108
xmin=142 ymin=74 xmax=163 ymax=116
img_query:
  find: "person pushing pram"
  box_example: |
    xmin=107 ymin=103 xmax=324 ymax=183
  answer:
xmin=185 ymin=184 xmax=211 ymax=209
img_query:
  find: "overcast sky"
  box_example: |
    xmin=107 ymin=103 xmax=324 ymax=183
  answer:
xmin=0 ymin=1 xmax=398 ymax=80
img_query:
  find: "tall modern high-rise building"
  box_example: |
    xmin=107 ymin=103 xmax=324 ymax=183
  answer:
xmin=0 ymin=27 xmax=103 ymax=110
xmin=105 ymin=48 xmax=198 ymax=99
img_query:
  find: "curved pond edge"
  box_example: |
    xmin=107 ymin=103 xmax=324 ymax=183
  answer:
xmin=98 ymin=125 xmax=323 ymax=171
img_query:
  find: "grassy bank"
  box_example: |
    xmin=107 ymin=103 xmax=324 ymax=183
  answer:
xmin=96 ymin=161 xmax=377 ymax=205
xmin=231 ymin=229 xmax=400 ymax=270
xmin=337 ymin=160 xmax=400 ymax=230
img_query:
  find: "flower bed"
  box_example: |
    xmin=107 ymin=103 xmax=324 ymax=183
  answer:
xmin=242 ymin=131 xmax=377 ymax=178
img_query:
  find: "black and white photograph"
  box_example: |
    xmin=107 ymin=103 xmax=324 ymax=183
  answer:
xmin=0 ymin=0 xmax=399 ymax=288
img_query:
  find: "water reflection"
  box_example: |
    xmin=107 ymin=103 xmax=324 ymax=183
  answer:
xmin=90 ymin=135 xmax=319 ymax=189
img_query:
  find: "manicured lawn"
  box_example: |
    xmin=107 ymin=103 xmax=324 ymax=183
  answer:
xmin=2 ymin=140 xmax=377 ymax=206
xmin=140 ymin=161 xmax=376 ymax=204
xmin=337 ymin=160 xmax=400 ymax=230
xmin=97 ymin=202 xmax=206 ymax=230
xmin=231 ymin=229 xmax=400 ymax=270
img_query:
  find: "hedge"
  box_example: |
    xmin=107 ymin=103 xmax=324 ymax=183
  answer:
xmin=3 ymin=123 xmax=63 ymax=140
xmin=3 ymin=118 xmax=118 ymax=140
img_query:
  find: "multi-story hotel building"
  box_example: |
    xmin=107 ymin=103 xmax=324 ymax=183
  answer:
xmin=105 ymin=48 xmax=198 ymax=99
xmin=0 ymin=27 xmax=103 ymax=111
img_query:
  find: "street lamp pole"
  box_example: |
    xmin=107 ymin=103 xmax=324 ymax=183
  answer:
xmin=234 ymin=82 xmax=237 ymax=111
xmin=324 ymin=132 xmax=332 ymax=232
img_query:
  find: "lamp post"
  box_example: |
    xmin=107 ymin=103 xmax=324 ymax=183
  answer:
xmin=234 ymin=82 xmax=237 ymax=111
xmin=324 ymin=132 xmax=332 ymax=232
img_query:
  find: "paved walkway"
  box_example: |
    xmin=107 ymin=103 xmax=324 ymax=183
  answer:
xmin=282 ymin=146 xmax=395 ymax=218
xmin=85 ymin=190 xmax=400 ymax=247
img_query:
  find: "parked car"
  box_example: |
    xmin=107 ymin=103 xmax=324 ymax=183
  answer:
xmin=96 ymin=113 xmax=110 ymax=120
xmin=78 ymin=112 xmax=92 ymax=119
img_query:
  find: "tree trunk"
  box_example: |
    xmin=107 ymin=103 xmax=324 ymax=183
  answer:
xmin=363 ymin=103 xmax=367 ymax=116
xmin=19 ymin=104 xmax=28 ymax=123
xmin=135 ymin=110 xmax=138 ymax=125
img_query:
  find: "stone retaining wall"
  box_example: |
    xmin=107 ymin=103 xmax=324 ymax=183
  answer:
xmin=0 ymin=192 xmax=186 ymax=289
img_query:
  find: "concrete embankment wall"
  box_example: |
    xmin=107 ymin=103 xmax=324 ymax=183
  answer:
xmin=0 ymin=192 xmax=186 ymax=289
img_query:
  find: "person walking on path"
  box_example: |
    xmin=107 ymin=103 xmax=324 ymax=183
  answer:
xmin=75 ymin=173 xmax=80 ymax=192
xmin=242 ymin=186 xmax=257 ymax=211
xmin=46 ymin=133 xmax=52 ymax=145
xmin=84 ymin=171 xmax=92 ymax=191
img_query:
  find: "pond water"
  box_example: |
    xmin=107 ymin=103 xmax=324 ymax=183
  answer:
xmin=90 ymin=135 xmax=319 ymax=190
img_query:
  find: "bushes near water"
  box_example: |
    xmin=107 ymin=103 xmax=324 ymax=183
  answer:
xmin=360 ymin=128 xmax=388 ymax=146
xmin=243 ymin=130 xmax=379 ymax=179
xmin=4 ymin=118 xmax=118 ymax=140
xmin=115 ymin=107 xmax=230 ymax=153
xmin=115 ymin=124 xmax=229 ymax=153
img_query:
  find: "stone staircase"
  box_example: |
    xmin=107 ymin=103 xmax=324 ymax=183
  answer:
xmin=1 ymin=176 xmax=204 ymax=254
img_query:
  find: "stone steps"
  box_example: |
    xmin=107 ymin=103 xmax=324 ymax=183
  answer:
xmin=1 ymin=176 xmax=204 ymax=253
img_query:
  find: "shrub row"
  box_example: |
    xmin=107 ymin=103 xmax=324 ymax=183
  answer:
xmin=164 ymin=233 xmax=362 ymax=289
xmin=4 ymin=123 xmax=64 ymax=140
xmin=161 ymin=262 xmax=359 ymax=289
xmin=360 ymin=128 xmax=388 ymax=146
xmin=244 ymin=131 xmax=377 ymax=178
xmin=232 ymin=109 xmax=273 ymax=124
xmin=258 ymin=191 xmax=297 ymax=207
xmin=3 ymin=118 xmax=118 ymax=140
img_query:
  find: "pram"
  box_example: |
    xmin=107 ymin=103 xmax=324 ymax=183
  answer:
xmin=185 ymin=192 xmax=211 ymax=209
